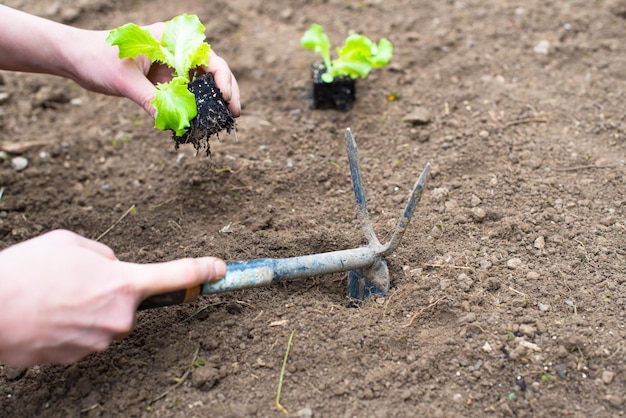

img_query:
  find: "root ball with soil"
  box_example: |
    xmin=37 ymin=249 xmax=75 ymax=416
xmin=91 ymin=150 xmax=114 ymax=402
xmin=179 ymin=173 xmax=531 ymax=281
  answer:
xmin=173 ymin=72 xmax=235 ymax=155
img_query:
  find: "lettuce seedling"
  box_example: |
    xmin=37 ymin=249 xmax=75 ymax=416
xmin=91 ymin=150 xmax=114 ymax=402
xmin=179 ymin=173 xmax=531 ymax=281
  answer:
xmin=106 ymin=14 xmax=211 ymax=136
xmin=300 ymin=23 xmax=393 ymax=83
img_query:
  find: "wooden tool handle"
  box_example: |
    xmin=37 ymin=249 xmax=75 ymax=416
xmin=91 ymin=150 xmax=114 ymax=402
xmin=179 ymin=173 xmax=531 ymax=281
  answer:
xmin=137 ymin=285 xmax=202 ymax=310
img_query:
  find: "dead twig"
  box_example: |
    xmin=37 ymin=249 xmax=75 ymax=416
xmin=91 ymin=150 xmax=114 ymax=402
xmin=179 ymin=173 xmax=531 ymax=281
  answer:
xmin=503 ymin=117 xmax=547 ymax=128
xmin=80 ymin=403 xmax=103 ymax=413
xmin=554 ymin=165 xmax=616 ymax=172
xmin=403 ymin=296 xmax=446 ymax=328
xmin=0 ymin=140 xmax=47 ymax=154
xmin=276 ymin=330 xmax=295 ymax=414
xmin=150 ymin=344 xmax=201 ymax=404
xmin=424 ymin=263 xmax=472 ymax=270
xmin=95 ymin=204 xmax=136 ymax=242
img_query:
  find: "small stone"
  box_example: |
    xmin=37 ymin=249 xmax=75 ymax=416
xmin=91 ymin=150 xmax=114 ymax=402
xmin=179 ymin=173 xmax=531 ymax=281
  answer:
xmin=0 ymin=91 xmax=9 ymax=104
xmin=506 ymin=258 xmax=523 ymax=269
xmin=471 ymin=207 xmax=486 ymax=222
xmin=605 ymin=395 xmax=624 ymax=408
xmin=470 ymin=194 xmax=482 ymax=207
xmin=599 ymin=217 xmax=616 ymax=227
xmin=11 ymin=156 xmax=28 ymax=172
xmin=479 ymin=259 xmax=492 ymax=270
xmin=526 ymin=271 xmax=540 ymax=280
xmin=602 ymin=370 xmax=615 ymax=385
xmin=445 ymin=199 xmax=459 ymax=212
xmin=519 ymin=340 xmax=541 ymax=352
xmin=431 ymin=187 xmax=449 ymax=202
xmin=534 ymin=236 xmax=545 ymax=249
xmin=297 ymin=407 xmax=313 ymax=418
xmin=537 ymin=303 xmax=550 ymax=312
xmin=533 ymin=40 xmax=550 ymax=55
xmin=482 ymin=341 xmax=493 ymax=352
xmin=519 ymin=324 xmax=536 ymax=336
xmin=3 ymin=366 xmax=27 ymax=381
xmin=279 ymin=8 xmax=293 ymax=20
xmin=190 ymin=366 xmax=221 ymax=391
xmin=404 ymin=106 xmax=432 ymax=125
xmin=409 ymin=128 xmax=430 ymax=142
xmin=478 ymin=130 xmax=490 ymax=138
xmin=457 ymin=312 xmax=477 ymax=324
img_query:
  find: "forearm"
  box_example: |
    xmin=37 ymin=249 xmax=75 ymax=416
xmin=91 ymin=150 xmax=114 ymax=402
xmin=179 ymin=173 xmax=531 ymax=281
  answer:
xmin=0 ymin=5 xmax=77 ymax=78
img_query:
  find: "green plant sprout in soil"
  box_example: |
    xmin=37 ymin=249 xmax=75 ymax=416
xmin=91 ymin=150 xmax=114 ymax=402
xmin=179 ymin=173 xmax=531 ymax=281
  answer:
xmin=107 ymin=14 xmax=234 ymax=155
xmin=300 ymin=23 xmax=393 ymax=110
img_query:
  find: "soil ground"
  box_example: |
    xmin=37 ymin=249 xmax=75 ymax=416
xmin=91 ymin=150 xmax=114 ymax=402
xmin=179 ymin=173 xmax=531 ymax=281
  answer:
xmin=1 ymin=0 xmax=625 ymax=417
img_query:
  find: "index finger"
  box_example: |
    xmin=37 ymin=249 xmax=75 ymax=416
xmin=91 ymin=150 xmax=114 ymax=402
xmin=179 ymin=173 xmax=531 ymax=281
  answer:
xmin=123 ymin=257 xmax=227 ymax=300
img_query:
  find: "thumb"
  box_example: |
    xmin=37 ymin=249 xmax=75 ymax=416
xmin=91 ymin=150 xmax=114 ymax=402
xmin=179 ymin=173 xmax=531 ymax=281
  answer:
xmin=122 ymin=74 xmax=158 ymax=117
xmin=124 ymin=257 xmax=227 ymax=300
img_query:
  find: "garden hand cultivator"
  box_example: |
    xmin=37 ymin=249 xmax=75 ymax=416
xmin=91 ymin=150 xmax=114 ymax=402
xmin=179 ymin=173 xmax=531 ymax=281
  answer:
xmin=139 ymin=128 xmax=430 ymax=310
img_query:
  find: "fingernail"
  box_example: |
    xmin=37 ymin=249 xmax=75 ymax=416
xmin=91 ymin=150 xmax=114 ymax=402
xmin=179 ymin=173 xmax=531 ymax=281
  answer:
xmin=213 ymin=259 xmax=227 ymax=280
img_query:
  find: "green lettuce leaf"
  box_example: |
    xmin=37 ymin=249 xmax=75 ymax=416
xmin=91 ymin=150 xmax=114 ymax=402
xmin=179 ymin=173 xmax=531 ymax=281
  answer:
xmin=106 ymin=23 xmax=166 ymax=64
xmin=152 ymin=77 xmax=197 ymax=137
xmin=300 ymin=23 xmax=332 ymax=76
xmin=160 ymin=14 xmax=210 ymax=78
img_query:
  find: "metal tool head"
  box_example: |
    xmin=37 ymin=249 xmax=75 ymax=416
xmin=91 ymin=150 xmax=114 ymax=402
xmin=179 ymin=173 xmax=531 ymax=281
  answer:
xmin=138 ymin=128 xmax=429 ymax=310
xmin=345 ymin=128 xmax=430 ymax=301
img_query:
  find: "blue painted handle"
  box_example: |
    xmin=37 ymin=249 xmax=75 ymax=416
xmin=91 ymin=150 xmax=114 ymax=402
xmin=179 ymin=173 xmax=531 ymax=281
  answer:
xmin=201 ymin=247 xmax=377 ymax=294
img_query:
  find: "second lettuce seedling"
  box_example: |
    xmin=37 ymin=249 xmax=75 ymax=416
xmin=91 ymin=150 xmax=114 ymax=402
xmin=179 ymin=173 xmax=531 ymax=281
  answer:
xmin=300 ymin=23 xmax=393 ymax=83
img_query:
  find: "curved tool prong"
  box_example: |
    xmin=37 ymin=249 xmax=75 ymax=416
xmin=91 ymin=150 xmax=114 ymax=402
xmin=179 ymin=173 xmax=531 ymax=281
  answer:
xmin=381 ymin=162 xmax=430 ymax=255
xmin=345 ymin=128 xmax=430 ymax=301
xmin=346 ymin=128 xmax=379 ymax=247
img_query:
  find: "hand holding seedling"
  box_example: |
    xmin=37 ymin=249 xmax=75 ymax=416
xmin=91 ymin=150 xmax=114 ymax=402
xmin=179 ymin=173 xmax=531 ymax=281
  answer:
xmin=0 ymin=5 xmax=241 ymax=121
xmin=0 ymin=230 xmax=226 ymax=367
xmin=107 ymin=14 xmax=238 ymax=153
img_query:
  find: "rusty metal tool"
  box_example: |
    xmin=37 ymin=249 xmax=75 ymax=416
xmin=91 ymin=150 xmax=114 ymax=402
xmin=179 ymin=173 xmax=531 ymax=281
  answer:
xmin=138 ymin=128 xmax=430 ymax=310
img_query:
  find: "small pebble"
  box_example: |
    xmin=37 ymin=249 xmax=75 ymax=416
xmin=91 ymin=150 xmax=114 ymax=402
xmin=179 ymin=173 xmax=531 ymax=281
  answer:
xmin=11 ymin=156 xmax=28 ymax=172
xmin=471 ymin=207 xmax=486 ymax=222
xmin=506 ymin=258 xmax=523 ymax=269
xmin=537 ymin=303 xmax=550 ymax=312
xmin=534 ymin=40 xmax=550 ymax=55
xmin=479 ymin=259 xmax=492 ymax=269
xmin=297 ymin=407 xmax=313 ymax=418
xmin=534 ymin=236 xmax=545 ymax=249
xmin=457 ymin=312 xmax=477 ymax=324
xmin=527 ymin=271 xmax=540 ymax=280
xmin=404 ymin=106 xmax=432 ymax=125
xmin=605 ymin=395 xmax=624 ymax=407
xmin=519 ymin=324 xmax=536 ymax=336
xmin=431 ymin=187 xmax=449 ymax=202
xmin=555 ymin=363 xmax=567 ymax=376
xmin=602 ymin=370 xmax=615 ymax=385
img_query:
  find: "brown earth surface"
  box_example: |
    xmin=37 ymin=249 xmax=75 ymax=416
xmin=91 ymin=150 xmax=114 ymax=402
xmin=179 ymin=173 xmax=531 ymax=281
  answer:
xmin=1 ymin=0 xmax=625 ymax=417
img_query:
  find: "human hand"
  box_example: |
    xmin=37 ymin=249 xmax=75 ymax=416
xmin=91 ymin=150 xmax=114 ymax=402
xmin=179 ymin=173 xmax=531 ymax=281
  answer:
xmin=0 ymin=230 xmax=226 ymax=367
xmin=64 ymin=23 xmax=241 ymax=118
